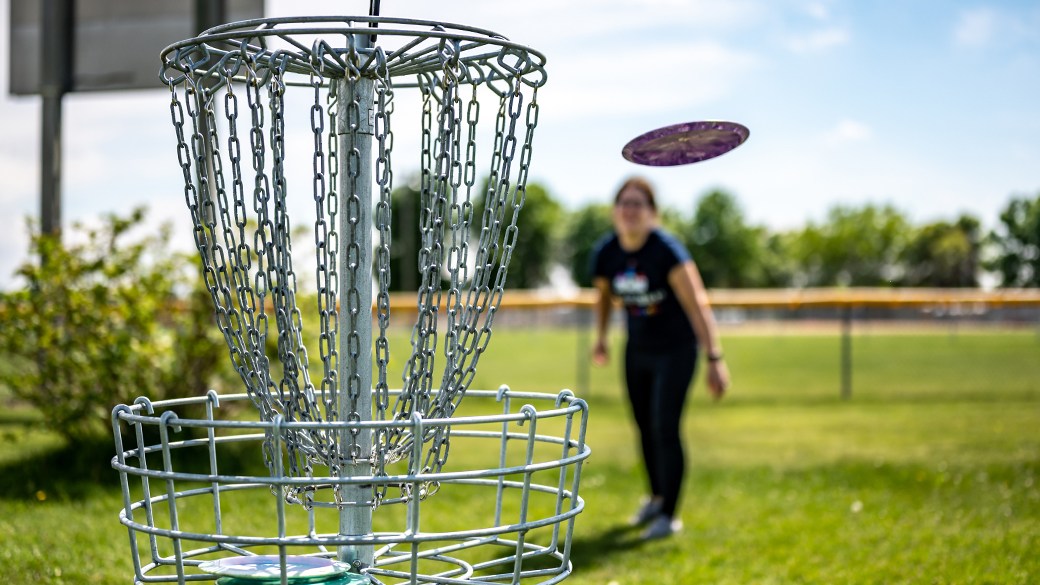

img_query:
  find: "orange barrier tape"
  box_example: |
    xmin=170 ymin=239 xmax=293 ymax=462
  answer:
xmin=384 ymin=288 xmax=1040 ymax=312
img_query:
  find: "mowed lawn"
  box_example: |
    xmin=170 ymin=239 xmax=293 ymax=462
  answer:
xmin=1 ymin=326 xmax=1038 ymax=584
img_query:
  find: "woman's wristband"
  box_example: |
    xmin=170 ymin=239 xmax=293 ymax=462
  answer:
xmin=707 ymin=352 xmax=723 ymax=362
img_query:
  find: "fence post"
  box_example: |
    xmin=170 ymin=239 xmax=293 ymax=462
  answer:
xmin=841 ymin=304 xmax=853 ymax=400
xmin=576 ymin=304 xmax=591 ymax=396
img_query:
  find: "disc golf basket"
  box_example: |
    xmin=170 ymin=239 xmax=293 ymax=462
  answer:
xmin=111 ymin=15 xmax=589 ymax=585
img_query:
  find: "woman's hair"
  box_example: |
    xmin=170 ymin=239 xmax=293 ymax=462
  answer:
xmin=613 ymin=176 xmax=657 ymax=211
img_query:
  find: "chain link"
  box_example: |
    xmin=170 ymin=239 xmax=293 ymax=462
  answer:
xmin=372 ymin=49 xmax=395 ymax=506
xmin=342 ymin=43 xmax=365 ymax=464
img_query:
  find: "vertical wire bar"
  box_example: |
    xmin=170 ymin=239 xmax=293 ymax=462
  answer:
xmin=112 ymin=407 xmax=146 ymax=582
xmin=273 ymin=416 xmax=289 ymax=585
xmin=408 ymin=413 xmax=425 ymax=585
xmin=512 ymin=405 xmax=539 ymax=582
xmin=205 ymin=392 xmax=224 ymax=536
xmin=560 ymin=399 xmax=589 ymax=570
xmin=158 ymin=412 xmax=185 ymax=585
xmin=548 ymin=393 xmax=576 ymax=552
xmin=494 ymin=385 xmax=511 ymax=528
xmin=132 ymin=400 xmax=162 ymax=566
xmin=309 ymin=503 xmax=320 ymax=544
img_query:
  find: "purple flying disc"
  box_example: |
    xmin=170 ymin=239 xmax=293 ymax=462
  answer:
xmin=622 ymin=121 xmax=749 ymax=167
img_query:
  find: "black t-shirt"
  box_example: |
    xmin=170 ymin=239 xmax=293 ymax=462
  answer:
xmin=592 ymin=229 xmax=696 ymax=349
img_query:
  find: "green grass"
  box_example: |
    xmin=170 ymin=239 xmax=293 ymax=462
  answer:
xmin=2 ymin=326 xmax=1038 ymax=584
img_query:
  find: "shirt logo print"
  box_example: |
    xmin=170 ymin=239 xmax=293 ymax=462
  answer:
xmin=614 ymin=267 xmax=665 ymax=315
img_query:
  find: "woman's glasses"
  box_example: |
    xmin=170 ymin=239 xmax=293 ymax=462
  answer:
xmin=616 ymin=199 xmax=650 ymax=209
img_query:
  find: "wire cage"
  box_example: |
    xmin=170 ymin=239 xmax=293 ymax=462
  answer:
xmin=112 ymin=388 xmax=589 ymax=584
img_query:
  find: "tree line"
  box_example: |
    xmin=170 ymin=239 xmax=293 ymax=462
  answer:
xmin=386 ymin=181 xmax=1039 ymax=291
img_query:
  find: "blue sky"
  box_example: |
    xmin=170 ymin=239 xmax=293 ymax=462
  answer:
xmin=1 ymin=0 xmax=1038 ymax=289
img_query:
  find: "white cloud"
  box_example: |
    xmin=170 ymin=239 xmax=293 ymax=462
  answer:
xmin=0 ymin=151 xmax=37 ymax=206
xmin=953 ymin=7 xmax=998 ymax=48
xmin=0 ymin=100 xmax=38 ymax=202
xmin=804 ymin=1 xmax=832 ymax=21
xmin=785 ymin=26 xmax=850 ymax=53
xmin=545 ymin=40 xmax=759 ymax=119
xmin=823 ymin=119 xmax=872 ymax=145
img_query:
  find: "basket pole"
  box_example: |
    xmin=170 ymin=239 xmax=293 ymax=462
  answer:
xmin=338 ymin=34 xmax=375 ymax=569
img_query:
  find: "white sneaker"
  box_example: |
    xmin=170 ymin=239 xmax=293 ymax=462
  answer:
xmin=642 ymin=515 xmax=682 ymax=540
xmin=629 ymin=498 xmax=664 ymax=526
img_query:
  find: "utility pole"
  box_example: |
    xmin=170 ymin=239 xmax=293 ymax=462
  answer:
xmin=40 ymin=0 xmax=72 ymax=239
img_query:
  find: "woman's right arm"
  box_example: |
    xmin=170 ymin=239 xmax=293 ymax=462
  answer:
xmin=592 ymin=276 xmax=613 ymax=365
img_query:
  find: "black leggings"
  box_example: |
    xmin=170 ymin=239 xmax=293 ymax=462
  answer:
xmin=624 ymin=340 xmax=697 ymax=519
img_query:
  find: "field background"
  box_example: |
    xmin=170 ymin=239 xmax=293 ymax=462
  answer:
xmin=2 ymin=324 xmax=1038 ymax=584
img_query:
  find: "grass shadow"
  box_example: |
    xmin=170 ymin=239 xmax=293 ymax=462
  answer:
xmin=0 ymin=434 xmax=118 ymax=500
xmin=0 ymin=422 xmax=270 ymax=502
xmin=567 ymin=522 xmax=648 ymax=571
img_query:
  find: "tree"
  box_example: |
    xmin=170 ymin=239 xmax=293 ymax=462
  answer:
xmin=900 ymin=215 xmax=981 ymax=287
xmin=792 ymin=204 xmax=911 ymax=286
xmin=390 ymin=177 xmax=563 ymax=291
xmin=388 ymin=178 xmax=422 ymax=292
xmin=989 ymin=193 xmax=1040 ymax=287
xmin=757 ymin=231 xmax=799 ymax=288
xmin=0 ymin=210 xmax=230 ymax=441
xmin=562 ymin=191 xmax=792 ymax=289
xmin=561 ymin=202 xmax=613 ymax=287
xmin=679 ymin=190 xmax=764 ymax=288
xmin=475 ymin=180 xmax=563 ymax=289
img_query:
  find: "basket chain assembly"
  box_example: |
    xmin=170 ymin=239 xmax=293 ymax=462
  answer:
xmin=163 ymin=17 xmax=545 ymax=508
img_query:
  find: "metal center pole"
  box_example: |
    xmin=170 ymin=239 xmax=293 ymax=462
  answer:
xmin=338 ymin=39 xmax=374 ymax=568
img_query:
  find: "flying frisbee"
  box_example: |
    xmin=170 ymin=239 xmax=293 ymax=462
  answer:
xmin=622 ymin=121 xmax=749 ymax=167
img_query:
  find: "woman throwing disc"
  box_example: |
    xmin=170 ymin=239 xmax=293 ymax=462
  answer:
xmin=591 ymin=176 xmax=730 ymax=540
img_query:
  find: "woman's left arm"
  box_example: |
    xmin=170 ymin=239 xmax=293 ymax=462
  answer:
xmin=668 ymin=260 xmax=730 ymax=399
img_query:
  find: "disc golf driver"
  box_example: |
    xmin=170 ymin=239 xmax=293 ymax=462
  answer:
xmin=591 ymin=176 xmax=730 ymax=540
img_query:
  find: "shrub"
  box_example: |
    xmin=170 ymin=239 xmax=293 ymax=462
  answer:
xmin=0 ymin=209 xmax=230 ymax=441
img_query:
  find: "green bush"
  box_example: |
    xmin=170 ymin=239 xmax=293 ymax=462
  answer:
xmin=0 ymin=209 xmax=231 ymax=441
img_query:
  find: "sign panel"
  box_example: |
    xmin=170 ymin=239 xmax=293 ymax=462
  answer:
xmin=9 ymin=0 xmax=264 ymax=95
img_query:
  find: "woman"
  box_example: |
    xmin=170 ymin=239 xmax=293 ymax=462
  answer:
xmin=591 ymin=176 xmax=730 ymax=540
